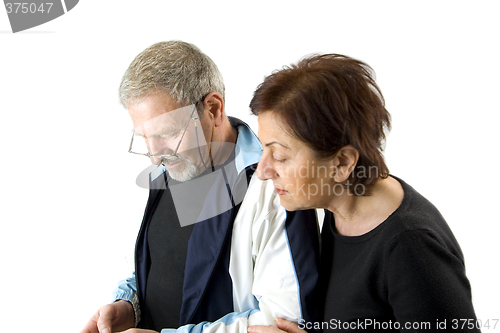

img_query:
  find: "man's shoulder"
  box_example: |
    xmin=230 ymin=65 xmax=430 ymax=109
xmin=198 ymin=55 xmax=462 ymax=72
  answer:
xmin=231 ymin=117 xmax=262 ymax=173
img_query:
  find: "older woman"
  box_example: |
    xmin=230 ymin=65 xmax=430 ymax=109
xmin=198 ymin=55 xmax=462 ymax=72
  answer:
xmin=247 ymin=54 xmax=479 ymax=332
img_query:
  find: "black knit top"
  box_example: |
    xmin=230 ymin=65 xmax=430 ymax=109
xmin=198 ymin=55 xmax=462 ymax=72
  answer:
xmin=320 ymin=177 xmax=479 ymax=332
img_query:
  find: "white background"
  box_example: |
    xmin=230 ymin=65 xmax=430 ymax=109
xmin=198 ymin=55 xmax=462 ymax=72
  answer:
xmin=1 ymin=1 xmax=499 ymax=332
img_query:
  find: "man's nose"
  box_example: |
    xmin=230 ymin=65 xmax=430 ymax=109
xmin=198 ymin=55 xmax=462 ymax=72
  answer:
xmin=148 ymin=137 xmax=175 ymax=164
xmin=150 ymin=155 xmax=163 ymax=165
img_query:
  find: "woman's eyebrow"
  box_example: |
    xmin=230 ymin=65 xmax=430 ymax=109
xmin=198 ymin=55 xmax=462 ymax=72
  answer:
xmin=265 ymin=141 xmax=290 ymax=149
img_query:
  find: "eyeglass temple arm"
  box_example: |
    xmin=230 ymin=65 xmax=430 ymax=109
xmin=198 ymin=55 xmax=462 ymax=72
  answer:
xmin=172 ymin=105 xmax=198 ymax=155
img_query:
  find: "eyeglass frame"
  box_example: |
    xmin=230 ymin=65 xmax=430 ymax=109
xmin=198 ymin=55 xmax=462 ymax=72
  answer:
xmin=128 ymin=96 xmax=206 ymax=163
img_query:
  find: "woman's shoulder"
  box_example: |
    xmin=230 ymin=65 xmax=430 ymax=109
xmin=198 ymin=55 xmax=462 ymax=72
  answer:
xmin=381 ymin=176 xmax=464 ymax=262
xmin=387 ymin=176 xmax=448 ymax=231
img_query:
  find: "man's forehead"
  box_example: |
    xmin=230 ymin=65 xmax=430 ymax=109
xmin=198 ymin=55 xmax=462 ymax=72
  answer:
xmin=134 ymin=104 xmax=195 ymax=133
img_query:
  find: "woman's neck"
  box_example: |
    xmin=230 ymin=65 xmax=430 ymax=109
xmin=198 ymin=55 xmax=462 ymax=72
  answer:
xmin=327 ymin=176 xmax=404 ymax=236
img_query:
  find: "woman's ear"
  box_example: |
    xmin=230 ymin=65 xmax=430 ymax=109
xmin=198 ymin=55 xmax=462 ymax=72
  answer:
xmin=332 ymin=145 xmax=359 ymax=183
xmin=203 ymin=92 xmax=224 ymax=126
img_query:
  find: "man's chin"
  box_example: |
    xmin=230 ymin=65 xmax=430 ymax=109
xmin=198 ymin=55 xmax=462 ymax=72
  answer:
xmin=165 ymin=161 xmax=201 ymax=182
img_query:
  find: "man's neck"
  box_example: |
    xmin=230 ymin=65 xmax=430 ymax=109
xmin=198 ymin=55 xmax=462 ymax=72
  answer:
xmin=219 ymin=119 xmax=238 ymax=144
xmin=209 ymin=120 xmax=238 ymax=167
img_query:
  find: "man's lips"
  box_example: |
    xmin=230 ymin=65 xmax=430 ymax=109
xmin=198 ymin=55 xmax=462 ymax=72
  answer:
xmin=163 ymin=161 xmax=181 ymax=169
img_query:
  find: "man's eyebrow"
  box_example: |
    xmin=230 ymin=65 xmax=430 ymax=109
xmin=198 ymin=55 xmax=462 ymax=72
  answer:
xmin=132 ymin=127 xmax=179 ymax=137
xmin=265 ymin=141 xmax=289 ymax=149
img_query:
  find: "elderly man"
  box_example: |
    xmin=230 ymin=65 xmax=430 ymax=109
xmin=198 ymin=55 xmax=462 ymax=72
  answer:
xmin=80 ymin=41 xmax=320 ymax=333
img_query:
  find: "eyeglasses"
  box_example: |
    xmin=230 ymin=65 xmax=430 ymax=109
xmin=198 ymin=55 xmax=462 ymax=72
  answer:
xmin=128 ymin=103 xmax=199 ymax=164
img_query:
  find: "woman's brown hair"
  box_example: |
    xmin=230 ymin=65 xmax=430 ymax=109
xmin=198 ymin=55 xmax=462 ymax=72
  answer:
xmin=250 ymin=54 xmax=391 ymax=195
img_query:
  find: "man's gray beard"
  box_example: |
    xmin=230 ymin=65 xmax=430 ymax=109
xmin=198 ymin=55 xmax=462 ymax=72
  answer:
xmin=164 ymin=157 xmax=200 ymax=182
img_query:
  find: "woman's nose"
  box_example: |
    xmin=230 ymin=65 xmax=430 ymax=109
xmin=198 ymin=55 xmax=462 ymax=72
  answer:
xmin=256 ymin=154 xmax=278 ymax=181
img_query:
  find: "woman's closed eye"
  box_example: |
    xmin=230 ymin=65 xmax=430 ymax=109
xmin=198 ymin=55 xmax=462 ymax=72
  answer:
xmin=273 ymin=155 xmax=287 ymax=163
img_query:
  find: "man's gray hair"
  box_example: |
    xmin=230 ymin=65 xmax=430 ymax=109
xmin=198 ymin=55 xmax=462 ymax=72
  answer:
xmin=119 ymin=40 xmax=225 ymax=116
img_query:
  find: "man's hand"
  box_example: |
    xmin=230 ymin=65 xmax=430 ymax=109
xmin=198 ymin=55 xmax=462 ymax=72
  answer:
xmin=80 ymin=300 xmax=135 ymax=333
xmin=248 ymin=318 xmax=307 ymax=333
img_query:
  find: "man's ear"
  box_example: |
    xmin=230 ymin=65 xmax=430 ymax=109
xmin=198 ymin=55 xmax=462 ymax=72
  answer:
xmin=332 ymin=145 xmax=359 ymax=183
xmin=203 ymin=92 xmax=224 ymax=126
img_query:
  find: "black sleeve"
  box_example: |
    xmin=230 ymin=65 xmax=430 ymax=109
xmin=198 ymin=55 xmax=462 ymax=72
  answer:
xmin=385 ymin=229 xmax=480 ymax=332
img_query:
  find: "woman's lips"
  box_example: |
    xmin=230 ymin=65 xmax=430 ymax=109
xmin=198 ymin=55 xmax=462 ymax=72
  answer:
xmin=275 ymin=187 xmax=288 ymax=195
